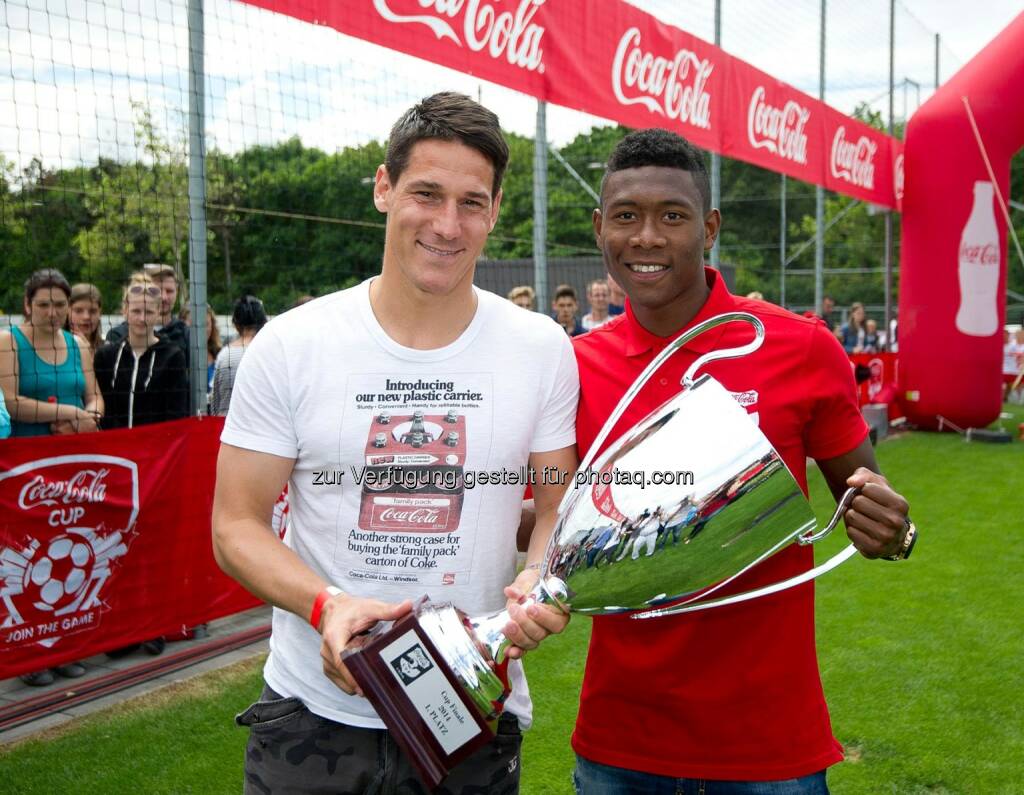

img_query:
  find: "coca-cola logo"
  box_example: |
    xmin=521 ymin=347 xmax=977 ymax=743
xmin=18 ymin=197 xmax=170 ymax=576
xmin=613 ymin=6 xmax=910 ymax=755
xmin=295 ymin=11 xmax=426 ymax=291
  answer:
xmin=746 ymin=86 xmax=809 ymax=164
xmin=379 ymin=507 xmax=441 ymax=524
xmin=729 ymin=389 xmax=759 ymax=408
xmin=894 ymin=153 xmax=904 ymax=202
xmin=959 ymin=242 xmax=999 ymax=266
xmin=611 ymin=27 xmax=713 ymax=130
xmin=373 ymin=0 xmax=546 ymax=72
xmin=19 ymin=469 xmax=109 ymax=510
xmin=831 ymin=126 xmax=876 ymax=189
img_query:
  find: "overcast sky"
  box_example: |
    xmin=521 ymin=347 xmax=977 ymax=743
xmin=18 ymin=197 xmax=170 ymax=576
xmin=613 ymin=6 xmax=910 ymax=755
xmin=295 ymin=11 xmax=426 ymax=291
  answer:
xmin=1 ymin=0 xmax=1021 ymax=175
xmin=911 ymin=0 xmax=1022 ymax=64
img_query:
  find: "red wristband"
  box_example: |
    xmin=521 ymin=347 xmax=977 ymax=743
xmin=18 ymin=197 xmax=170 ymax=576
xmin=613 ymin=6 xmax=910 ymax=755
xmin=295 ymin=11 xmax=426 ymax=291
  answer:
xmin=309 ymin=586 xmax=343 ymax=631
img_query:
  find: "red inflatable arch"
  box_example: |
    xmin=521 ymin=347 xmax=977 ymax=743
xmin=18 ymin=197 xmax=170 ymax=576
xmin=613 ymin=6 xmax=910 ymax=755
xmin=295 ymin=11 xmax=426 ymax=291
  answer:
xmin=899 ymin=12 xmax=1024 ymax=429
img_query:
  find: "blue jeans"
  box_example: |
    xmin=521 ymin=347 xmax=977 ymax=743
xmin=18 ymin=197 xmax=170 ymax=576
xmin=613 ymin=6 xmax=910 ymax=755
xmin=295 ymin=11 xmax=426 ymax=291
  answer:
xmin=573 ymin=755 xmax=829 ymax=795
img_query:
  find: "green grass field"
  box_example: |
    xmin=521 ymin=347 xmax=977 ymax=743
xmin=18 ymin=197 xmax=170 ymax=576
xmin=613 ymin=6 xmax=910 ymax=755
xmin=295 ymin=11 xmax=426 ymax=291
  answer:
xmin=2 ymin=408 xmax=1022 ymax=793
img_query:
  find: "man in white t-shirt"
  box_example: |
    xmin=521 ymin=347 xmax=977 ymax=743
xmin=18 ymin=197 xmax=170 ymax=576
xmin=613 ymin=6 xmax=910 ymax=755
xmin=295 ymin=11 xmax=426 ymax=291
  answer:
xmin=212 ymin=92 xmax=578 ymax=793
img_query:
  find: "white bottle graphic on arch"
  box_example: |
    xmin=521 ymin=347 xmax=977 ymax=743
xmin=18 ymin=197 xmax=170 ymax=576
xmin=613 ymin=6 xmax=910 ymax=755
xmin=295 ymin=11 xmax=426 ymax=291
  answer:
xmin=955 ymin=180 xmax=1000 ymax=336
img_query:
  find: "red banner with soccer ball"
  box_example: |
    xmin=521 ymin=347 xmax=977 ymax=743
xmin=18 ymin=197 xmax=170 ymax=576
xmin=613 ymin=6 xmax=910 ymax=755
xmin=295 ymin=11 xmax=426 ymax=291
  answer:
xmin=237 ymin=0 xmax=901 ymax=208
xmin=0 ymin=418 xmax=262 ymax=679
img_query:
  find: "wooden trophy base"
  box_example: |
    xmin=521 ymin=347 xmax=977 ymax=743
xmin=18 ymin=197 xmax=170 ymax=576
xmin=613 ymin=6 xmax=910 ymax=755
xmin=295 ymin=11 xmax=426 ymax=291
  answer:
xmin=343 ymin=612 xmax=494 ymax=790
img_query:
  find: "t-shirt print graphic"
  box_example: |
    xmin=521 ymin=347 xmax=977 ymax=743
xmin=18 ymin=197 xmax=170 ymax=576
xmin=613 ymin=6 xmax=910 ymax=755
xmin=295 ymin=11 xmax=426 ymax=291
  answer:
xmin=357 ymin=408 xmax=467 ymax=534
xmin=342 ymin=372 xmax=493 ymax=589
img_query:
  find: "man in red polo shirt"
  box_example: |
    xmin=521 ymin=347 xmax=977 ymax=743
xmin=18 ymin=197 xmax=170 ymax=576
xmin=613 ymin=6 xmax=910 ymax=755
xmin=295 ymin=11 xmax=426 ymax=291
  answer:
xmin=570 ymin=129 xmax=913 ymax=794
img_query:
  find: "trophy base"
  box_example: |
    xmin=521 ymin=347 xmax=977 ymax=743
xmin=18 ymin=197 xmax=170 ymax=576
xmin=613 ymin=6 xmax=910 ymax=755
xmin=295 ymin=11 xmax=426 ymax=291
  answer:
xmin=343 ymin=612 xmax=494 ymax=790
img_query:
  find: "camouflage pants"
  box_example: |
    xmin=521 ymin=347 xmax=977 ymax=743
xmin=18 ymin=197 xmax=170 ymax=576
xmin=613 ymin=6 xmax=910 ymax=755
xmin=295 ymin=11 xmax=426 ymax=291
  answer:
xmin=236 ymin=684 xmax=522 ymax=794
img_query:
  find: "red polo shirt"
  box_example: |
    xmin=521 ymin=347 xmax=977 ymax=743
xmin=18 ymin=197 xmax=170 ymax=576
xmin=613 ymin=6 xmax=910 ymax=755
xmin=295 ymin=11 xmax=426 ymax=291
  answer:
xmin=570 ymin=268 xmax=867 ymax=781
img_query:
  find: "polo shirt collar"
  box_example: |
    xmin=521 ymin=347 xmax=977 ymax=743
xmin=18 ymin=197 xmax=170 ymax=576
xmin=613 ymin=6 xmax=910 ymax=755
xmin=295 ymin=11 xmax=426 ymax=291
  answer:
xmin=623 ymin=267 xmax=738 ymax=358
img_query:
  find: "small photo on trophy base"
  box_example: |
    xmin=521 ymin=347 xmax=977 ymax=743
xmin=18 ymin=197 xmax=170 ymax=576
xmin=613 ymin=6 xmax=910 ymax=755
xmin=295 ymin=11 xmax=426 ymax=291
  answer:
xmin=342 ymin=613 xmax=494 ymax=790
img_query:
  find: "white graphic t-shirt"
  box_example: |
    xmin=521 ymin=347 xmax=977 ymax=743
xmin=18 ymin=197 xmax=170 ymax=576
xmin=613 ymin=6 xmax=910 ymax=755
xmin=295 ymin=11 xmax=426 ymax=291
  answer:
xmin=222 ymin=279 xmax=578 ymax=729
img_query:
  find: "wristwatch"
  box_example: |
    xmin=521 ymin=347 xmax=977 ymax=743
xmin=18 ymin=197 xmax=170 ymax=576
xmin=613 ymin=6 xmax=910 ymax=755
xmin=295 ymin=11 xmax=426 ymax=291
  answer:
xmin=884 ymin=519 xmax=917 ymax=561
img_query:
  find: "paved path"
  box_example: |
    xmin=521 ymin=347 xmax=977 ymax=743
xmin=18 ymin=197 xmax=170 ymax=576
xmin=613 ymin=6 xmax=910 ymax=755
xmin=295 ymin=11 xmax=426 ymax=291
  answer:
xmin=0 ymin=606 xmax=271 ymax=745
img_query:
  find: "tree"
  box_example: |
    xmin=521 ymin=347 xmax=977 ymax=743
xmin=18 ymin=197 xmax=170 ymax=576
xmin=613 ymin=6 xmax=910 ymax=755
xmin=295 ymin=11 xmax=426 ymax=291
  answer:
xmin=73 ymin=104 xmax=190 ymax=299
xmin=2 ymin=105 xmax=1016 ymax=320
xmin=0 ymin=156 xmax=94 ymax=312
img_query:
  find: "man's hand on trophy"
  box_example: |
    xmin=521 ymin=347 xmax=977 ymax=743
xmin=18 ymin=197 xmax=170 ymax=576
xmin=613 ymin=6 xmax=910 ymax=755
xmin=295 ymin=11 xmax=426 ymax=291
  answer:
xmin=841 ymin=468 xmax=911 ymax=559
xmin=318 ymin=594 xmax=412 ymax=695
xmin=501 ymin=567 xmax=570 ymax=660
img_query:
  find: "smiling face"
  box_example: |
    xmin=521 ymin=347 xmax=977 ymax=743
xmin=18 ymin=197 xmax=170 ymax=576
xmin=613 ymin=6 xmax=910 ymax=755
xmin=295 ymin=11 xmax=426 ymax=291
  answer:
xmin=374 ymin=139 xmax=501 ymax=299
xmin=594 ymin=166 xmax=719 ymax=335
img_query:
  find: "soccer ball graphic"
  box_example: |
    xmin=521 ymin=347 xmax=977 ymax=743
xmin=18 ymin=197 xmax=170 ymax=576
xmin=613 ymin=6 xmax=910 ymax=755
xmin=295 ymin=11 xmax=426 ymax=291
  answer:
xmin=25 ymin=534 xmax=95 ymax=613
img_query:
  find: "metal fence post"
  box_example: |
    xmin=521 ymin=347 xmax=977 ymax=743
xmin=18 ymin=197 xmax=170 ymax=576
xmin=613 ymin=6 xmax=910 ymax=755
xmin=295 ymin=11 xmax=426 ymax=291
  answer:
xmin=780 ymin=175 xmax=787 ymax=307
xmin=884 ymin=0 xmax=895 ymax=347
xmin=814 ymin=0 xmax=827 ymax=317
xmin=710 ymin=0 xmax=722 ymax=268
xmin=533 ymin=100 xmax=549 ymax=311
xmin=187 ymin=0 xmax=208 ymax=415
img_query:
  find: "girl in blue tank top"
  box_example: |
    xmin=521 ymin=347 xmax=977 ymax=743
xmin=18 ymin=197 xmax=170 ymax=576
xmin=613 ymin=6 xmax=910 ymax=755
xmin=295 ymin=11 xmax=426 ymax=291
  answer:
xmin=0 ymin=269 xmax=102 ymax=688
xmin=9 ymin=326 xmax=85 ymax=436
xmin=0 ymin=269 xmax=103 ymax=437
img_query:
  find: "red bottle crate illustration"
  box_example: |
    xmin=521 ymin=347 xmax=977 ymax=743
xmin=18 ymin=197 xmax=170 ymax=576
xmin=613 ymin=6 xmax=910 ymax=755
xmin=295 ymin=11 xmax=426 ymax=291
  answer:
xmin=358 ymin=410 xmax=467 ymax=533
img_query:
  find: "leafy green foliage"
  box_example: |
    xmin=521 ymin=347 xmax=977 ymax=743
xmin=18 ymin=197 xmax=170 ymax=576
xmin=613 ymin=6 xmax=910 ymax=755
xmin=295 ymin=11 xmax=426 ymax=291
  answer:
xmin=72 ymin=105 xmax=191 ymax=300
xmin=1 ymin=107 xmax=1021 ymax=317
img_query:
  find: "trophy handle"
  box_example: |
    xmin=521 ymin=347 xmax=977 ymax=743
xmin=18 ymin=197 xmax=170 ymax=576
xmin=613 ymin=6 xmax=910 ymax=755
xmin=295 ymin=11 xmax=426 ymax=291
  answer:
xmin=796 ymin=486 xmax=858 ymax=544
xmin=562 ymin=311 xmax=765 ymax=513
xmin=631 ymin=543 xmax=859 ymax=618
xmin=630 ymin=488 xmax=862 ymax=619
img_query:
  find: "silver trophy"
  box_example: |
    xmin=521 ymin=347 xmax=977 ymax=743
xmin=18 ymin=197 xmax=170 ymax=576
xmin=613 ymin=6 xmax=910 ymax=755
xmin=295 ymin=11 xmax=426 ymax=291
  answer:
xmin=410 ymin=312 xmax=859 ymax=723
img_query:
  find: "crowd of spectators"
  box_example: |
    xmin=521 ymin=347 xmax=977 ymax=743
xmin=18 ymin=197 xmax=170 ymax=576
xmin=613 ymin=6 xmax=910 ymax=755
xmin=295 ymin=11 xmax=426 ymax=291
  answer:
xmin=506 ymin=275 xmax=624 ymax=336
xmin=503 ymin=280 xmax=896 ymax=354
xmin=814 ymin=295 xmax=897 ymax=354
xmin=0 ymin=266 xmax=270 ymax=685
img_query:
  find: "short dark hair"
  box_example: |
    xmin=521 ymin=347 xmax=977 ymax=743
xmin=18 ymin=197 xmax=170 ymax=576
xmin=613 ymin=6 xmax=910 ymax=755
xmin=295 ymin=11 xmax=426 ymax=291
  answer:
xmin=553 ymin=284 xmax=578 ymax=302
xmin=232 ymin=295 xmax=268 ymax=332
xmin=24 ymin=268 xmax=71 ymax=304
xmin=602 ymin=128 xmax=711 ymax=213
xmin=385 ymin=92 xmax=509 ymax=197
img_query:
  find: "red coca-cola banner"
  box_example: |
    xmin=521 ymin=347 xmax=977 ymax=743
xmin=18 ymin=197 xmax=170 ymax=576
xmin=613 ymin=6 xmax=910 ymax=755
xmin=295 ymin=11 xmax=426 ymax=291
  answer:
xmin=849 ymin=352 xmax=898 ymax=405
xmin=237 ymin=0 xmax=900 ymax=208
xmin=0 ymin=418 xmax=261 ymax=679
